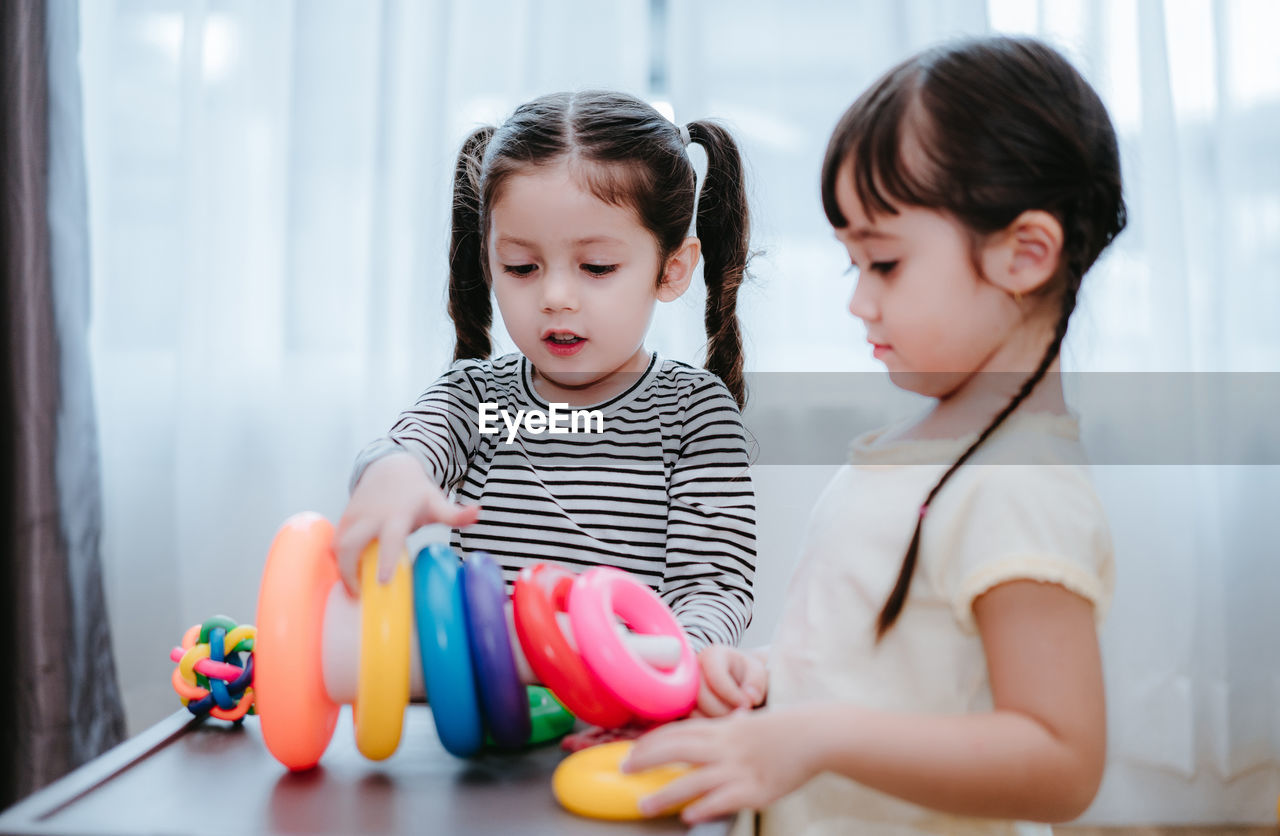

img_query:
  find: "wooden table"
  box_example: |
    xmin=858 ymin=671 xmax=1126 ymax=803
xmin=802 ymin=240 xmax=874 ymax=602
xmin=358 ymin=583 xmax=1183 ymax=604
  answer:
xmin=0 ymin=706 xmax=729 ymax=835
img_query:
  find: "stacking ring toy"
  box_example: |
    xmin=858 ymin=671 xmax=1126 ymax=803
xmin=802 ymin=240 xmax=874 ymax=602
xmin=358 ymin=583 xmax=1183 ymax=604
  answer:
xmin=552 ymin=741 xmax=691 ymax=820
xmin=355 ymin=543 xmax=412 ymax=760
xmin=512 ymin=564 xmax=632 ymax=728
xmin=415 ymin=544 xmax=485 ymax=757
xmin=243 ymin=511 xmax=696 ymax=771
xmin=569 ymin=567 xmax=698 ymax=721
xmin=461 ymin=551 xmax=531 ymax=749
xmin=254 ymin=512 xmax=342 ymax=771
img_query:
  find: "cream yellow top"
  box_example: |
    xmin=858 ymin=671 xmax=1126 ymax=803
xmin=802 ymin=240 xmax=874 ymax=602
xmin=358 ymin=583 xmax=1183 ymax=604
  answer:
xmin=754 ymin=413 xmax=1114 ymax=836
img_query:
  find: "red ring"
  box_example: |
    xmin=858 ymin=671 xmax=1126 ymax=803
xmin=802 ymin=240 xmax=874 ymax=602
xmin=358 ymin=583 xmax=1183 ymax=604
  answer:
xmin=512 ymin=565 xmax=632 ymax=728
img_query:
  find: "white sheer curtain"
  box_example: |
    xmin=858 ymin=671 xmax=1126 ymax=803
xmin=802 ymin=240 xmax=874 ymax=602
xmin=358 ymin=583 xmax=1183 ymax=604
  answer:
xmin=79 ymin=0 xmax=1279 ymax=823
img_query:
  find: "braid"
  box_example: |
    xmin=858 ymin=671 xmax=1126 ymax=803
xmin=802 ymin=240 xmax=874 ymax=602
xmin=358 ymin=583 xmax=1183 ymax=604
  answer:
xmin=875 ymin=269 xmax=1082 ymax=640
xmin=686 ymin=120 xmax=749 ymax=408
xmin=448 ymin=126 xmax=496 ymax=361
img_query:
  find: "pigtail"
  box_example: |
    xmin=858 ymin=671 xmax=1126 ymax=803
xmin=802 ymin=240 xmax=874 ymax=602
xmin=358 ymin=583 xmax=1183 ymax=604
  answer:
xmin=686 ymin=121 xmax=750 ymax=409
xmin=449 ymin=126 xmax=496 ymax=361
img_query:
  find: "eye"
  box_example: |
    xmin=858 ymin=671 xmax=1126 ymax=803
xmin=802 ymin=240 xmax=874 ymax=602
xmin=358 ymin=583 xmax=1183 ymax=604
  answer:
xmin=503 ymin=264 xmax=537 ymax=277
xmin=870 ymin=260 xmax=898 ymax=276
xmin=582 ymin=264 xmax=618 ymax=277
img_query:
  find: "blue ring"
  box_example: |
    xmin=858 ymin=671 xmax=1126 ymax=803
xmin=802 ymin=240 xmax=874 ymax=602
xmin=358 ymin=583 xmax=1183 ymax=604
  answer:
xmin=414 ymin=543 xmax=484 ymax=757
xmin=460 ymin=551 xmax=531 ymax=749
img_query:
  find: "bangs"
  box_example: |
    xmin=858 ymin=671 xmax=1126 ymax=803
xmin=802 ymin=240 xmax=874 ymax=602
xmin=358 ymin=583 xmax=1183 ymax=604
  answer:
xmin=486 ymin=155 xmax=657 ymax=219
xmin=567 ymin=153 xmax=694 ymax=252
xmin=567 ymin=154 xmax=661 ymax=212
xmin=820 ymin=61 xmax=936 ymax=227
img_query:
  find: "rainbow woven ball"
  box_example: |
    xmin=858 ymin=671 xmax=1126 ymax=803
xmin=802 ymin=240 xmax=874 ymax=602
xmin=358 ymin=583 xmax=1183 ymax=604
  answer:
xmin=170 ymin=615 xmax=256 ymax=721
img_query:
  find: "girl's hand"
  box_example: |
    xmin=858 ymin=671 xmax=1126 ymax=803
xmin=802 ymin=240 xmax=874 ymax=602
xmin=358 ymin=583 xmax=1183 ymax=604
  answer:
xmin=334 ymin=453 xmax=480 ymax=595
xmin=692 ymin=645 xmax=768 ymax=717
xmin=622 ymin=709 xmax=818 ymax=824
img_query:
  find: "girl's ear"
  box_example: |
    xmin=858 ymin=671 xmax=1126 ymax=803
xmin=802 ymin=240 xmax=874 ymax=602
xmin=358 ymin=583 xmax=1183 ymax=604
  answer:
xmin=981 ymin=210 xmax=1064 ymax=298
xmin=657 ymin=237 xmax=701 ymax=302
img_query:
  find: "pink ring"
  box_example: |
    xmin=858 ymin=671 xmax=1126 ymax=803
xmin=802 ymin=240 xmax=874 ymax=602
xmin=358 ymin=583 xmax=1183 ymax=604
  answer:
xmin=567 ymin=567 xmax=698 ymax=721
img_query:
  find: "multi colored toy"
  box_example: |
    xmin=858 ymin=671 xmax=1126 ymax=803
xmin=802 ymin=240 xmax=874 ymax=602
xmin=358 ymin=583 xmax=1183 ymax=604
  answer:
xmin=169 ymin=615 xmax=256 ymax=721
xmin=170 ymin=511 xmax=700 ymax=820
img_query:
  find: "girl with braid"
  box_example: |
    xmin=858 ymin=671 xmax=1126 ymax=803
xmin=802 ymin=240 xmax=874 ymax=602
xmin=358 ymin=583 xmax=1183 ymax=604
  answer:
xmin=624 ymin=37 xmax=1126 ymax=834
xmin=336 ymin=91 xmax=756 ymax=653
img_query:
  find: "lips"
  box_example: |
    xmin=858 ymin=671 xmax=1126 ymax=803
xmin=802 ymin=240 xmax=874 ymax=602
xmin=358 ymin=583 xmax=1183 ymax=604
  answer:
xmin=542 ymin=329 xmax=586 ymax=357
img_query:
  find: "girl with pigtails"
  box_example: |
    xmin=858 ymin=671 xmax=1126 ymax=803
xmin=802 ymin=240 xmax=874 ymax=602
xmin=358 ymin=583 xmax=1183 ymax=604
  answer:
xmin=336 ymin=91 xmax=757 ymax=654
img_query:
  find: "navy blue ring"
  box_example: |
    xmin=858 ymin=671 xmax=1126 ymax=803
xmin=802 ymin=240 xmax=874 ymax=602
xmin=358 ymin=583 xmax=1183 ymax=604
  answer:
xmin=461 ymin=551 xmax=531 ymax=749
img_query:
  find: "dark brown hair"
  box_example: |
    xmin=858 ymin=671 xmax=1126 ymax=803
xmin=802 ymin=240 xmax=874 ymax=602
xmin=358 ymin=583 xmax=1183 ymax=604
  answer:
xmin=820 ymin=36 xmax=1127 ymax=639
xmin=448 ymin=91 xmax=751 ymax=406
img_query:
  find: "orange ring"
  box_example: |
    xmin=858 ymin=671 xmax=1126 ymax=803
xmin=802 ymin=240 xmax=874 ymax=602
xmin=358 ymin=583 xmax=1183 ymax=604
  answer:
xmin=254 ymin=512 xmax=342 ymax=770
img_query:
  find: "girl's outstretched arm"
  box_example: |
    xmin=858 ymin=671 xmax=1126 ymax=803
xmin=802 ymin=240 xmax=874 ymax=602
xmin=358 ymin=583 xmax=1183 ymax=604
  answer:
xmin=625 ymin=580 xmax=1105 ymax=824
xmin=337 ymin=363 xmax=486 ymax=592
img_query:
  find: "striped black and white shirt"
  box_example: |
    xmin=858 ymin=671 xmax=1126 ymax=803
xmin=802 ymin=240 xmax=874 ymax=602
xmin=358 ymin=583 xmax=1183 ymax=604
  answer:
xmin=351 ymin=352 xmax=756 ymax=649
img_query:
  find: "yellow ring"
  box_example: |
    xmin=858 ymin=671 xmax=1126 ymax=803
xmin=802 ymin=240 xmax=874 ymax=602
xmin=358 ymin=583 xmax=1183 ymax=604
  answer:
xmin=552 ymin=741 xmax=691 ymax=820
xmin=354 ymin=542 xmax=411 ymax=760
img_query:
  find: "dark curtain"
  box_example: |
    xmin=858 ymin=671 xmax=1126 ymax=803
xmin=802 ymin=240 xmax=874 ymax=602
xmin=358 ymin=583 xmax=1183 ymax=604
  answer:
xmin=1 ymin=0 xmax=125 ymax=809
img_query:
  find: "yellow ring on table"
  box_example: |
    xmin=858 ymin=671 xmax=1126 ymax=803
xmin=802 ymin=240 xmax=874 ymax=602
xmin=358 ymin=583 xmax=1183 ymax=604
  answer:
xmin=354 ymin=543 xmax=412 ymax=760
xmin=552 ymin=741 xmax=691 ymax=821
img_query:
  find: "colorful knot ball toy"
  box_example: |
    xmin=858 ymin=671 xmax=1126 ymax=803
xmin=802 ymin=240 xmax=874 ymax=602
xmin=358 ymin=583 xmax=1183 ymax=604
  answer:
xmin=169 ymin=614 xmax=256 ymax=721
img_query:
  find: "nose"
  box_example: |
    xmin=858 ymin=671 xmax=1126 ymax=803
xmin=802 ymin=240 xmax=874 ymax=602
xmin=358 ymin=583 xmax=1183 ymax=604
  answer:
xmin=541 ymin=266 xmax=579 ymax=312
xmin=848 ymin=272 xmax=879 ymax=323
